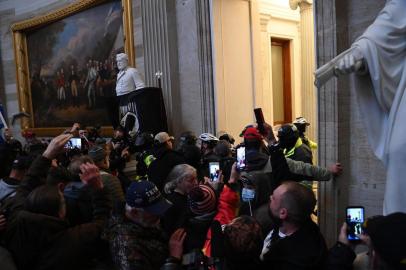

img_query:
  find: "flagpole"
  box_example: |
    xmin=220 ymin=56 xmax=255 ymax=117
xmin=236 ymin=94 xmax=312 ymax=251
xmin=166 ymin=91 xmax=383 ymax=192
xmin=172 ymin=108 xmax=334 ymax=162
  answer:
xmin=0 ymin=108 xmax=8 ymax=129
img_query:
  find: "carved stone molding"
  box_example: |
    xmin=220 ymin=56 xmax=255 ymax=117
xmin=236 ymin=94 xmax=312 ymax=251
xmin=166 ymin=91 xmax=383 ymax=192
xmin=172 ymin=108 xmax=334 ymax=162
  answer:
xmin=259 ymin=13 xmax=271 ymax=32
xmin=289 ymin=0 xmax=313 ymax=11
xmin=260 ymin=1 xmax=300 ymax=22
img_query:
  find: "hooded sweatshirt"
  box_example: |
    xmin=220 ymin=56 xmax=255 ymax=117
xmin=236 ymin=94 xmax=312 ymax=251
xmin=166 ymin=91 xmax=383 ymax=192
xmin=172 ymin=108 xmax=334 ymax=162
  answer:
xmin=0 ymin=177 xmax=19 ymax=202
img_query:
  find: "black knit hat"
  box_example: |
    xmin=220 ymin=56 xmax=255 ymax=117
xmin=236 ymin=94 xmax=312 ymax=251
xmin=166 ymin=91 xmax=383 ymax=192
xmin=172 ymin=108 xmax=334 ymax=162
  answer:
xmin=12 ymin=155 xmax=33 ymax=170
xmin=363 ymin=212 xmax=406 ymax=269
xmin=88 ymin=146 xmax=106 ymax=162
xmin=188 ymin=184 xmax=217 ymax=215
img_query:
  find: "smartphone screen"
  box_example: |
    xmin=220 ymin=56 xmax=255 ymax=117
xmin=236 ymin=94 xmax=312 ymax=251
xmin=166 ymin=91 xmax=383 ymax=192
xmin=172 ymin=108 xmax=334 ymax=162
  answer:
xmin=236 ymin=146 xmax=246 ymax=171
xmin=65 ymin=138 xmax=81 ymax=149
xmin=209 ymin=162 xmax=220 ymax=182
xmin=346 ymin=206 xmax=365 ymax=241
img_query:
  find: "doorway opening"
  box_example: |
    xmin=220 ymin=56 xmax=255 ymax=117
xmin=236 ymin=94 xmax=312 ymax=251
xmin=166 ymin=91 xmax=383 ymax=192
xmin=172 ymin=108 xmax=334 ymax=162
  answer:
xmin=271 ymin=38 xmax=292 ymax=125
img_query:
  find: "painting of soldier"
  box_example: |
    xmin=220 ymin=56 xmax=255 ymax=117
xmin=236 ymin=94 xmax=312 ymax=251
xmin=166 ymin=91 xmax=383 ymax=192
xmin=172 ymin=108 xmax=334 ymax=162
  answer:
xmin=27 ymin=0 xmax=123 ymax=128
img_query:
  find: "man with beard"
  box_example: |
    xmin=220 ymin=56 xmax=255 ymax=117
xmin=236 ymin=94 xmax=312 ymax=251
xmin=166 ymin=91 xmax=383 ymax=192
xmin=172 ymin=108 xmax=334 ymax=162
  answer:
xmin=260 ymin=181 xmax=327 ymax=270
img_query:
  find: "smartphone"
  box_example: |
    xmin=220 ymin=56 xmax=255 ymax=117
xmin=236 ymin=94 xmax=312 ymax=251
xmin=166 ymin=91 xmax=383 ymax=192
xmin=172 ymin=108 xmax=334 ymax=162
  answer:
xmin=209 ymin=162 xmax=220 ymax=182
xmin=236 ymin=146 xmax=246 ymax=171
xmin=346 ymin=206 xmax=365 ymax=242
xmin=65 ymin=138 xmax=81 ymax=149
xmin=254 ymin=108 xmax=266 ymax=134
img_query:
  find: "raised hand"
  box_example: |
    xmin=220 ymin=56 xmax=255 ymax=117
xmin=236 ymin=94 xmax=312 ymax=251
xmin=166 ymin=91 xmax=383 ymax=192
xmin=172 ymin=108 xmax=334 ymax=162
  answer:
xmin=229 ymin=162 xmax=240 ymax=185
xmin=79 ymin=162 xmax=103 ymax=190
xmin=169 ymin=228 xmax=187 ymax=260
xmin=69 ymin=123 xmax=81 ymax=136
xmin=338 ymin=222 xmax=350 ymax=246
xmin=42 ymin=133 xmax=72 ymax=160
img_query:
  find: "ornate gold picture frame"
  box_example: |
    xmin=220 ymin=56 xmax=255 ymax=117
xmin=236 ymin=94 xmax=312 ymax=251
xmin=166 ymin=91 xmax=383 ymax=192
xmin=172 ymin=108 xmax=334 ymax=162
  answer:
xmin=11 ymin=0 xmax=134 ymax=136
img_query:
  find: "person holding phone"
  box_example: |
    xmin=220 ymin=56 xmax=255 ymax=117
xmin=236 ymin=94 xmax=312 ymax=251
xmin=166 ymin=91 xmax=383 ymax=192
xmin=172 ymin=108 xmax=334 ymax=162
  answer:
xmin=199 ymin=133 xmax=220 ymax=180
xmin=237 ymin=127 xmax=273 ymax=217
xmin=327 ymin=212 xmax=406 ymax=270
xmin=212 ymin=140 xmax=234 ymax=184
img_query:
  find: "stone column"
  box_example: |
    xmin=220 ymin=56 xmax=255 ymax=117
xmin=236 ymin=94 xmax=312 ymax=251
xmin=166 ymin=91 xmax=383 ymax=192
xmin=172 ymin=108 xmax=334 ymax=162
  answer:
xmin=141 ymin=0 xmax=180 ymax=132
xmin=195 ymin=0 xmax=216 ymax=133
xmin=140 ymin=0 xmax=216 ymax=136
xmin=290 ymin=0 xmax=317 ymax=146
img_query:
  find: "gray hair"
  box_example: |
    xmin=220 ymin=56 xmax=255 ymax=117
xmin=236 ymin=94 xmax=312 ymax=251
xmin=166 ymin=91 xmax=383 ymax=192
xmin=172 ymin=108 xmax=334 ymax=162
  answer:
xmin=116 ymin=53 xmax=129 ymax=62
xmin=68 ymin=155 xmax=94 ymax=176
xmin=164 ymin=164 xmax=197 ymax=194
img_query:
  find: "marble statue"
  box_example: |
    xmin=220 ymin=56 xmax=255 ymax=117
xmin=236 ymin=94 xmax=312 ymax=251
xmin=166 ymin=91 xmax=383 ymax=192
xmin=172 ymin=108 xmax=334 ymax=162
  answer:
xmin=115 ymin=53 xmax=145 ymax=96
xmin=315 ymin=0 xmax=406 ymax=214
xmin=115 ymin=53 xmax=145 ymax=136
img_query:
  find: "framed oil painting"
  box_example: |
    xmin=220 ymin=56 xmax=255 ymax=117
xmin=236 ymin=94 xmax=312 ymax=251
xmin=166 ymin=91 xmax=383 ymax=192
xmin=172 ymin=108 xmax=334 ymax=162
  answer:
xmin=12 ymin=0 xmax=135 ymax=136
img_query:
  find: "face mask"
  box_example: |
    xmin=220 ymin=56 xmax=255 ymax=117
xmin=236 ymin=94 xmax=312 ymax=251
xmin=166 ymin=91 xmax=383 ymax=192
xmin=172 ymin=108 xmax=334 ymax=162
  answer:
xmin=242 ymin=188 xmax=255 ymax=202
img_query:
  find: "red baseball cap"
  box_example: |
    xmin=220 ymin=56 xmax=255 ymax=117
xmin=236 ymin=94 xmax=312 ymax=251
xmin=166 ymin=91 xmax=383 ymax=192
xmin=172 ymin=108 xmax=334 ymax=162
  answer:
xmin=243 ymin=127 xmax=262 ymax=141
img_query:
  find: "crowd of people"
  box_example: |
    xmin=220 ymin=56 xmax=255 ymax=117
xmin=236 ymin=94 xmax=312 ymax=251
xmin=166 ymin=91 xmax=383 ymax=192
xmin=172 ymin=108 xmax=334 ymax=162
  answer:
xmin=0 ymin=118 xmax=405 ymax=270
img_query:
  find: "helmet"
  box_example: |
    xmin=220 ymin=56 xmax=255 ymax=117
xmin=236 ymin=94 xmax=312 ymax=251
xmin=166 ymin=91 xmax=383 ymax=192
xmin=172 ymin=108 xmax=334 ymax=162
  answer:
xmin=199 ymin=133 xmax=219 ymax=142
xmin=293 ymin=116 xmax=310 ymax=126
xmin=179 ymin=131 xmax=198 ymax=145
xmin=293 ymin=117 xmax=310 ymax=135
xmin=134 ymin=132 xmax=154 ymax=149
xmin=277 ymin=124 xmax=299 ymax=149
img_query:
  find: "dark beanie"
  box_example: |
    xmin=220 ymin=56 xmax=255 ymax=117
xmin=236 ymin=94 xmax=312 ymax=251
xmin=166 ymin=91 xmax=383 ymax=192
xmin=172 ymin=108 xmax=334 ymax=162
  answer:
xmin=88 ymin=146 xmax=106 ymax=162
xmin=188 ymin=184 xmax=217 ymax=215
xmin=363 ymin=212 xmax=406 ymax=269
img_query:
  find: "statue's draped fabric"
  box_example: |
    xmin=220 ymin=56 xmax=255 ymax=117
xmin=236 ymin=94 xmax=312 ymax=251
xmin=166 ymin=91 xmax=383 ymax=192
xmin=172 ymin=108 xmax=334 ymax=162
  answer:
xmin=352 ymin=0 xmax=406 ymax=214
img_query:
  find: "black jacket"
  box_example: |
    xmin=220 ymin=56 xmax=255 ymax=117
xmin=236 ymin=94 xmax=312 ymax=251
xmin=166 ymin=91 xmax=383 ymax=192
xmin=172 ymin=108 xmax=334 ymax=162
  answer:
xmin=162 ymin=191 xmax=189 ymax=236
xmin=261 ymin=220 xmax=328 ymax=270
xmin=326 ymin=242 xmax=356 ymax=270
xmin=179 ymin=144 xmax=201 ymax=170
xmin=148 ymin=148 xmax=185 ymax=191
xmin=183 ymin=211 xmax=216 ymax=253
xmin=1 ymin=156 xmax=52 ymax=224
xmin=5 ymin=187 xmax=111 ymax=270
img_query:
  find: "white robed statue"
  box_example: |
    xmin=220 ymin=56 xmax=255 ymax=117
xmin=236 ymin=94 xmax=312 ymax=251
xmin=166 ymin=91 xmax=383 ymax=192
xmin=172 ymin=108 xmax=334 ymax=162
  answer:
xmin=315 ymin=0 xmax=406 ymax=214
xmin=115 ymin=53 xmax=145 ymax=136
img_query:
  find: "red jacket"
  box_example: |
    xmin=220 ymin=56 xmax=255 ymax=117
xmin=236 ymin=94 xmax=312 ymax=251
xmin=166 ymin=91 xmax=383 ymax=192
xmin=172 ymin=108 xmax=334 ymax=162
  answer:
xmin=203 ymin=185 xmax=239 ymax=257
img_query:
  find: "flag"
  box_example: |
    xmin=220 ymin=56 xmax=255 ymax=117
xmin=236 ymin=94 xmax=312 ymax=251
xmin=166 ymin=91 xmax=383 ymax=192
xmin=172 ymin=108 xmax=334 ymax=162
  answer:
xmin=0 ymin=101 xmax=7 ymax=144
xmin=0 ymin=101 xmax=7 ymax=129
xmin=127 ymin=87 xmax=168 ymax=135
